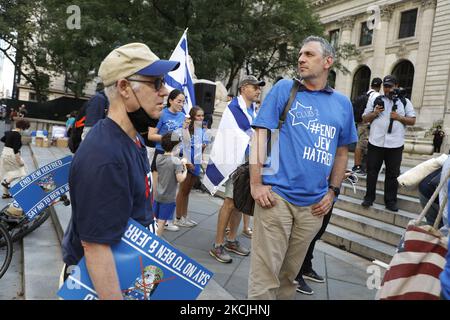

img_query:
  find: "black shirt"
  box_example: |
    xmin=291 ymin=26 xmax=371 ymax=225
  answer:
xmin=1 ymin=131 xmax=22 ymax=154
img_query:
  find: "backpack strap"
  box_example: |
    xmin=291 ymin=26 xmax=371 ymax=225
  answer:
xmin=278 ymin=79 xmax=301 ymax=130
xmin=266 ymin=79 xmax=301 ymax=157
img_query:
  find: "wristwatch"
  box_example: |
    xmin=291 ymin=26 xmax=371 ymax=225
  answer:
xmin=328 ymin=185 xmax=340 ymax=198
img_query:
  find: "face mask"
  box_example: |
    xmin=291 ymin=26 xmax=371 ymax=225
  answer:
xmin=127 ymin=107 xmax=157 ymax=132
xmin=126 ymin=85 xmax=159 ymax=132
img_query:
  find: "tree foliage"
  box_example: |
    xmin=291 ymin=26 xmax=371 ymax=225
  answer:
xmin=1 ymin=0 xmax=357 ymax=97
xmin=0 ymin=0 xmax=50 ymax=101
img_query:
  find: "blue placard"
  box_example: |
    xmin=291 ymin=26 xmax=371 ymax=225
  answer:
xmin=57 ymin=219 xmax=214 ymax=300
xmin=10 ymin=156 xmax=72 ymax=221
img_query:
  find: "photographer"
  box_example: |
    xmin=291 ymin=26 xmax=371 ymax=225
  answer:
xmin=361 ymin=75 xmax=416 ymax=212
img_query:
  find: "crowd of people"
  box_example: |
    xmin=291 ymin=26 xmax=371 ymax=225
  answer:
xmin=0 ymin=34 xmax=444 ymax=300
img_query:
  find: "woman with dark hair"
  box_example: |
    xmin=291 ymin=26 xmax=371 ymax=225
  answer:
xmin=148 ymin=89 xmax=187 ymax=232
xmin=0 ymin=119 xmax=30 ymax=200
xmin=175 ymin=106 xmax=209 ymax=228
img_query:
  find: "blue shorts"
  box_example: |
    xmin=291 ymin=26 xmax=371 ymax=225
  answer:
xmin=153 ymin=201 xmax=176 ymax=220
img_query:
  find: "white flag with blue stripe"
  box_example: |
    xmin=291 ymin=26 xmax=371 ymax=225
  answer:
xmin=202 ymin=96 xmax=255 ymax=195
xmin=165 ymin=29 xmax=196 ymax=114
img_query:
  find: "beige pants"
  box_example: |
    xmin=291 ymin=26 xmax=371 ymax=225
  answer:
xmin=248 ymin=192 xmax=323 ymax=300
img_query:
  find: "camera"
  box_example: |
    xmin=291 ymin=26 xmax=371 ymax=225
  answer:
xmin=390 ymin=87 xmax=406 ymax=101
xmin=373 ymin=96 xmax=385 ymax=111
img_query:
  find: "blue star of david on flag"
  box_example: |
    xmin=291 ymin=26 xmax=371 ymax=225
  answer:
xmin=289 ymin=101 xmax=319 ymax=129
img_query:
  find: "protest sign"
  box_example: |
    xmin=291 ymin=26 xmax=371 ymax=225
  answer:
xmin=58 ymin=218 xmax=213 ymax=300
xmin=10 ymin=155 xmax=72 ymax=220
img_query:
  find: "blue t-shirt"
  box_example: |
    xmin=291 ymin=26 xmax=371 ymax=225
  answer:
xmin=85 ymin=91 xmax=109 ymax=127
xmin=252 ymin=79 xmax=358 ymax=206
xmin=62 ymin=117 xmax=153 ymax=266
xmin=155 ymin=108 xmax=186 ymax=151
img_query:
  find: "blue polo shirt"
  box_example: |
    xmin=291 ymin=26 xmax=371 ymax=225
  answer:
xmin=155 ymin=108 xmax=186 ymax=151
xmin=62 ymin=117 xmax=153 ymax=266
xmin=252 ymin=79 xmax=357 ymax=206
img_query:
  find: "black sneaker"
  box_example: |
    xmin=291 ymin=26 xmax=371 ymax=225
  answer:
xmin=385 ymin=203 xmax=399 ymax=212
xmin=361 ymin=200 xmax=373 ymax=208
xmin=303 ymin=269 xmax=325 ymax=283
xmin=296 ymin=276 xmax=314 ymax=295
xmin=352 ymin=165 xmax=366 ymax=176
xmin=1 ymin=179 xmax=10 ymax=189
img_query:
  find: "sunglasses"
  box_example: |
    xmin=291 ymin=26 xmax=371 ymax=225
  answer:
xmin=127 ymin=77 xmax=165 ymax=91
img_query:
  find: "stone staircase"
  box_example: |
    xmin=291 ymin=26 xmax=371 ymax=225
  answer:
xmin=321 ymin=168 xmax=423 ymax=264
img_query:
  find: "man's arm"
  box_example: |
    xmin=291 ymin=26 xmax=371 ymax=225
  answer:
xmin=249 ymin=128 xmax=276 ymax=208
xmin=390 ymin=113 xmax=416 ymax=126
xmin=148 ymin=127 xmax=162 ymax=142
xmin=82 ymin=241 xmax=123 ymax=300
xmin=362 ymin=105 xmax=384 ymax=124
xmin=311 ymin=146 xmax=348 ymax=216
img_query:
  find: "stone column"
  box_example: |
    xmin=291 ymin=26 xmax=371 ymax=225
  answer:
xmin=371 ymin=4 xmax=394 ymax=78
xmin=414 ymin=0 xmax=437 ymax=112
xmin=335 ymin=17 xmax=355 ymax=95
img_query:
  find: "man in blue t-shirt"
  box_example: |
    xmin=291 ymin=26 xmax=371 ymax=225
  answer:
xmin=81 ymin=83 xmax=110 ymax=140
xmin=248 ymin=36 xmax=357 ymax=300
xmin=61 ymin=43 xmax=180 ymax=300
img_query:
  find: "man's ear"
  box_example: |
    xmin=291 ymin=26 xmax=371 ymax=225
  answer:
xmin=117 ymin=79 xmax=130 ymax=98
xmin=324 ymin=56 xmax=334 ymax=70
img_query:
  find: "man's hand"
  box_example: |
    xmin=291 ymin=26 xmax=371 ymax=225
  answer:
xmin=390 ymin=111 xmax=402 ymax=121
xmin=251 ymin=183 xmax=276 ymax=209
xmin=311 ymin=190 xmax=334 ymax=217
xmin=374 ymin=105 xmax=384 ymax=116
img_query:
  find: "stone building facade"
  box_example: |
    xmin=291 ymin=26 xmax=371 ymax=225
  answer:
xmin=313 ymin=0 xmax=450 ymax=139
xmin=17 ymin=74 xmax=96 ymax=102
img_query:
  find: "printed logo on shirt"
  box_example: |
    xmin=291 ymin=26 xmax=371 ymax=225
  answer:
xmin=289 ymin=101 xmax=338 ymax=167
xmin=302 ymin=122 xmax=337 ymax=167
xmin=145 ymin=172 xmax=152 ymax=200
xmin=164 ymin=120 xmax=182 ymax=132
xmin=289 ymin=101 xmax=319 ymax=129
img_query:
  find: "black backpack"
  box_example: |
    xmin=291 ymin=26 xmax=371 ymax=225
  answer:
xmin=68 ymin=102 xmax=88 ymax=153
xmin=352 ymin=92 xmax=370 ymax=124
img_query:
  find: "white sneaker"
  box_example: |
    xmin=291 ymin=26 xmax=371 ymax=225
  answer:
xmin=174 ymin=216 xmax=195 ymax=228
xmin=164 ymin=221 xmax=180 ymax=232
xmin=187 ymin=218 xmax=198 ymax=226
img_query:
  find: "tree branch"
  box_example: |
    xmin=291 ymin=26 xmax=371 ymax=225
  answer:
xmin=151 ymin=0 xmax=177 ymax=27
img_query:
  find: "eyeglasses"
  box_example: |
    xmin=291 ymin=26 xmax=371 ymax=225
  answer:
xmin=127 ymin=77 xmax=165 ymax=91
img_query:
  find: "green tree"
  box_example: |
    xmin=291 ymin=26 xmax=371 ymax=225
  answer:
xmin=0 ymin=0 xmax=50 ymax=101
xmin=2 ymin=0 xmax=357 ymax=98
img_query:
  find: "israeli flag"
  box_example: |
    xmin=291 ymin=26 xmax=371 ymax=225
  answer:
xmin=165 ymin=29 xmax=196 ymax=114
xmin=202 ymin=96 xmax=254 ymax=195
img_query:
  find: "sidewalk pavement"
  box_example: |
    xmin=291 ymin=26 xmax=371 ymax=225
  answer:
xmin=26 ymin=145 xmax=380 ymax=300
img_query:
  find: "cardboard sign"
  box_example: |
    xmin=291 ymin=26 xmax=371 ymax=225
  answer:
xmin=10 ymin=156 xmax=72 ymax=221
xmin=57 ymin=219 xmax=214 ymax=300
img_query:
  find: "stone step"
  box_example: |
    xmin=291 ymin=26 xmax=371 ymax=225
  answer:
xmin=322 ymin=224 xmax=396 ymax=264
xmin=348 ymin=151 xmax=435 ymax=168
xmin=330 ymin=208 xmax=405 ymax=247
xmin=341 ymin=183 xmax=421 ymax=214
xmin=22 ymin=146 xmax=63 ymax=300
xmin=335 ymin=195 xmax=420 ymax=229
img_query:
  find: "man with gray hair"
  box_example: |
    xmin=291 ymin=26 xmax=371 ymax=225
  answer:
xmin=61 ymin=43 xmax=179 ymax=299
xmin=248 ymin=36 xmax=357 ymax=299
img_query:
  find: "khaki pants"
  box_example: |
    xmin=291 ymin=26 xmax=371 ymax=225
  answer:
xmin=248 ymin=192 xmax=323 ymax=300
xmin=356 ymin=123 xmax=369 ymax=153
